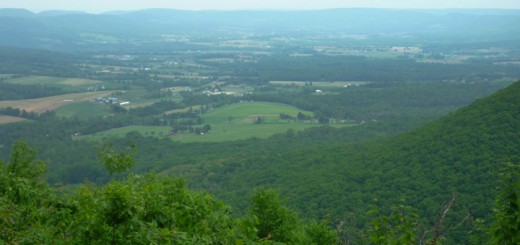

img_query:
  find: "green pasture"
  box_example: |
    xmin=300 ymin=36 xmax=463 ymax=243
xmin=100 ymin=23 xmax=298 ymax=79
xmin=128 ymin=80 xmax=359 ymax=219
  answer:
xmin=80 ymin=101 xmax=354 ymax=142
xmin=203 ymin=102 xmax=311 ymax=124
xmin=171 ymin=123 xmax=325 ymax=143
xmin=2 ymin=75 xmax=101 ymax=89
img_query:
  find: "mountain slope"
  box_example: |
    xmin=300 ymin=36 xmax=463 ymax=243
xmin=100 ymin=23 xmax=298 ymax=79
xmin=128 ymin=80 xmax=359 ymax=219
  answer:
xmin=189 ymin=81 xmax=520 ymax=241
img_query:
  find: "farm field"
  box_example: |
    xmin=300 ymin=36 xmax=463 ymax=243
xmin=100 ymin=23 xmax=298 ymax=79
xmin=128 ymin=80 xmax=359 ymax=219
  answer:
xmin=78 ymin=123 xmax=343 ymax=143
xmin=0 ymin=91 xmax=112 ymax=113
xmin=203 ymin=102 xmax=312 ymax=124
xmin=1 ymin=75 xmax=102 ymax=88
xmin=170 ymin=123 xmax=337 ymax=143
xmin=0 ymin=115 xmax=26 ymax=124
xmin=80 ymin=102 xmax=354 ymax=142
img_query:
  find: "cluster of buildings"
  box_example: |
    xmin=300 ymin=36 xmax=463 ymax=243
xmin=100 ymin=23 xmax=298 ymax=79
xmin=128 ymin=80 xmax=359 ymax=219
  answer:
xmin=90 ymin=97 xmax=130 ymax=106
xmin=87 ymin=84 xmax=106 ymax=92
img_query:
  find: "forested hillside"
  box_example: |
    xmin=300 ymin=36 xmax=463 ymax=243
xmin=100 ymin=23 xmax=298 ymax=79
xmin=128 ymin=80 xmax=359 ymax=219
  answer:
xmin=0 ymin=141 xmax=340 ymax=244
xmin=177 ymin=81 xmax=520 ymax=242
xmin=0 ymin=82 xmax=518 ymax=244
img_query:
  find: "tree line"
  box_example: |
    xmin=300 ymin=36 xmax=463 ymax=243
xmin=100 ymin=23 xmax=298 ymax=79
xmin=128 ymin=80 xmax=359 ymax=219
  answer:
xmin=1 ymin=141 xmax=517 ymax=244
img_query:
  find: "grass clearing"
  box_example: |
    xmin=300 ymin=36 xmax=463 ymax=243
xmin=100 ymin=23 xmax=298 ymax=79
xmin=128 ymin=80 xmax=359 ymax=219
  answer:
xmin=170 ymin=102 xmax=332 ymax=142
xmin=80 ymin=102 xmax=354 ymax=142
xmin=171 ymin=123 xmax=331 ymax=143
xmin=0 ymin=115 xmax=26 ymax=124
xmin=203 ymin=102 xmax=311 ymax=124
xmin=3 ymin=75 xmax=101 ymax=87
xmin=0 ymin=91 xmax=113 ymax=113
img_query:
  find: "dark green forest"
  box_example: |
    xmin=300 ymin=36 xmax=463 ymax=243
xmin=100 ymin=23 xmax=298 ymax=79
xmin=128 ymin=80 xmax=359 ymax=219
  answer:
xmin=133 ymin=82 xmax=520 ymax=243
xmin=0 ymin=138 xmax=518 ymax=244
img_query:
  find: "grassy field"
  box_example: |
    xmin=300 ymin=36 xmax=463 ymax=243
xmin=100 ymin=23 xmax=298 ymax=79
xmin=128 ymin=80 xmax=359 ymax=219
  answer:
xmin=203 ymin=102 xmax=311 ymax=124
xmin=0 ymin=115 xmax=26 ymax=124
xmin=172 ymin=123 xmax=326 ymax=143
xmin=0 ymin=91 xmax=112 ymax=113
xmin=80 ymin=102 xmax=354 ymax=142
xmin=2 ymin=75 xmax=101 ymax=88
xmin=166 ymin=102 xmax=315 ymax=142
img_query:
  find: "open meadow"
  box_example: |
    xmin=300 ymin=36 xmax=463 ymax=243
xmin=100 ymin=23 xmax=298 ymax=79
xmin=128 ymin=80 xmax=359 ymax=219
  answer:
xmin=0 ymin=91 xmax=113 ymax=113
xmin=80 ymin=102 xmax=354 ymax=142
xmin=2 ymin=75 xmax=102 ymax=88
xmin=0 ymin=115 xmax=26 ymax=124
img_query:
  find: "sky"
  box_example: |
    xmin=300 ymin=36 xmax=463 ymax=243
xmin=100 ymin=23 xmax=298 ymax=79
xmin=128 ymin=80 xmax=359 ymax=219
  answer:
xmin=1 ymin=0 xmax=520 ymax=13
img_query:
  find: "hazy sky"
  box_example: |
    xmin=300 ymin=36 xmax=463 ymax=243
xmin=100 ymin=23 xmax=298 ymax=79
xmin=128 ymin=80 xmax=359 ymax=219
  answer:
xmin=2 ymin=0 xmax=520 ymax=13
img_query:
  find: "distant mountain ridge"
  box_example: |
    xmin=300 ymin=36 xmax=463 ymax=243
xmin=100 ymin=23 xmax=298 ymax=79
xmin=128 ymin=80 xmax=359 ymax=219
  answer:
xmin=0 ymin=8 xmax=35 ymax=17
xmin=38 ymin=10 xmax=88 ymax=16
xmin=1 ymin=8 xmax=519 ymax=50
xmin=2 ymin=7 xmax=520 ymax=16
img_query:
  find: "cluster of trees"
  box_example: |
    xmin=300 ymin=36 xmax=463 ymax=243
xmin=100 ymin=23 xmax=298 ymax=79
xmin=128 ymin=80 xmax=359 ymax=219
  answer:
xmin=0 ymin=141 xmax=340 ymax=244
xmin=0 ymin=107 xmax=55 ymax=120
xmin=279 ymin=112 xmax=311 ymax=121
xmin=0 ymin=48 xmax=87 ymax=78
xmin=180 ymin=91 xmax=241 ymax=108
xmin=1 ymin=141 xmax=518 ymax=244
xmin=0 ymin=107 xmax=38 ymax=119
xmin=220 ymin=55 xmax=520 ymax=83
xmin=0 ymin=109 xmax=404 ymax=185
xmin=245 ymin=81 xmax=511 ymax=123
xmin=0 ymin=81 xmax=65 ymax=100
xmin=171 ymin=124 xmax=212 ymax=135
